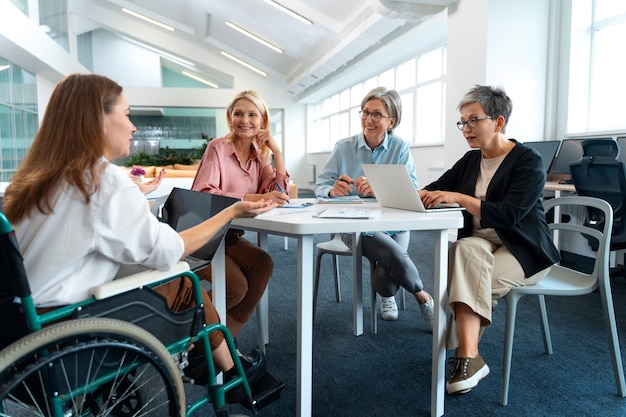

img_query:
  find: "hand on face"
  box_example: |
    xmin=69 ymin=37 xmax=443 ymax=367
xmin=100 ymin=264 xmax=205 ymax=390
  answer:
xmin=256 ymin=129 xmax=278 ymax=153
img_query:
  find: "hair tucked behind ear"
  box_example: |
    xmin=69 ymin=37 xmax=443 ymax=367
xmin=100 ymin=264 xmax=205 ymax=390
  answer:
xmin=224 ymin=90 xmax=272 ymax=162
xmin=4 ymin=73 xmax=123 ymax=224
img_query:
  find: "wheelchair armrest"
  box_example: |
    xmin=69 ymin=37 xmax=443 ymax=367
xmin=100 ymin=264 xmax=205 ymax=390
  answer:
xmin=92 ymin=261 xmax=191 ymax=300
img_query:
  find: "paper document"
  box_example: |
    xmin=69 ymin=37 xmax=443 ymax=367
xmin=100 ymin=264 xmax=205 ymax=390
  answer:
xmin=317 ymin=195 xmax=364 ymax=204
xmin=282 ymin=201 xmax=316 ymax=208
xmin=315 ymin=208 xmax=381 ymax=219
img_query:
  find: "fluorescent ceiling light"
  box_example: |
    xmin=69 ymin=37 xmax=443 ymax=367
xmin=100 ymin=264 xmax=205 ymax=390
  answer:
xmin=121 ymin=36 xmax=194 ymax=67
xmin=220 ymin=51 xmax=267 ymax=76
xmin=264 ymin=0 xmax=312 ymax=25
xmin=225 ymin=21 xmax=283 ymax=54
xmin=182 ymin=71 xmax=219 ymax=88
xmin=122 ymin=7 xmax=175 ymax=31
xmin=0 ymin=65 xmax=10 ymax=72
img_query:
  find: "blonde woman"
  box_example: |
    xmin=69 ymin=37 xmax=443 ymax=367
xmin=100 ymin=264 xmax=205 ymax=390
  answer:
xmin=192 ymin=90 xmax=290 ymax=337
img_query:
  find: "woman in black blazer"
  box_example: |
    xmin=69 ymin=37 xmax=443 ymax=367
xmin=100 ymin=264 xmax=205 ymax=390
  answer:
xmin=419 ymin=85 xmax=560 ymax=395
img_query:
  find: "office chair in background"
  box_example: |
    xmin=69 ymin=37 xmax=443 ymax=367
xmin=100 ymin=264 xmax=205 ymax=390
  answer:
xmin=569 ymin=138 xmax=626 ymax=279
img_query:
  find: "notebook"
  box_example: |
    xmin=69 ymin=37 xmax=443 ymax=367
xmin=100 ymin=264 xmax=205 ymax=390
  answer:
xmin=361 ymin=164 xmax=465 ymax=213
xmin=115 ymin=188 xmax=239 ymax=278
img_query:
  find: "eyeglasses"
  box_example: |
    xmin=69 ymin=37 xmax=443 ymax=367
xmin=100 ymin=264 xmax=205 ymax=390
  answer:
xmin=359 ymin=110 xmax=393 ymax=122
xmin=456 ymin=116 xmax=492 ymax=130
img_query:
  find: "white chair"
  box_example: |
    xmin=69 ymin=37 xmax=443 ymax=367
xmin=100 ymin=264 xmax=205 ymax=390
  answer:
xmin=500 ymin=196 xmax=626 ymax=405
xmin=313 ymin=233 xmax=405 ymax=333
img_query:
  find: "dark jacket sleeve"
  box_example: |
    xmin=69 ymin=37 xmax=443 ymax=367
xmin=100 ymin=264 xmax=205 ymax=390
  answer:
xmin=424 ymin=140 xmax=561 ymax=277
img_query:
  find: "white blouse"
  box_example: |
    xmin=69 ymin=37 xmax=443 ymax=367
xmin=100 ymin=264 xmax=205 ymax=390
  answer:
xmin=15 ymin=160 xmax=184 ymax=306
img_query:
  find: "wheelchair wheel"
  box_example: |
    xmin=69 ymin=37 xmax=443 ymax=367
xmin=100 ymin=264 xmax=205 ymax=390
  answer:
xmin=0 ymin=317 xmax=186 ymax=417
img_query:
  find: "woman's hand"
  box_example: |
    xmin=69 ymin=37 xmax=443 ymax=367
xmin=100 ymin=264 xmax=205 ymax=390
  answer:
xmin=419 ymin=189 xmax=462 ymax=207
xmin=329 ymin=175 xmax=354 ymax=196
xmin=133 ymin=168 xmax=166 ymax=195
xmin=263 ymin=190 xmax=290 ymax=206
xmin=243 ymin=190 xmax=290 ymax=206
xmin=353 ymin=176 xmax=374 ymax=197
xmin=256 ymin=129 xmax=279 ymax=154
xmin=232 ymin=199 xmax=278 ymax=218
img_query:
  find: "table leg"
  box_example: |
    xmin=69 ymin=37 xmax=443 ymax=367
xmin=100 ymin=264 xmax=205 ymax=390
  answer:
xmin=212 ymin=239 xmax=227 ymax=322
xmin=351 ymin=232 xmax=363 ymax=336
xmin=256 ymin=232 xmax=270 ymax=352
xmin=431 ymin=229 xmax=447 ymax=417
xmin=297 ymin=235 xmax=314 ymax=417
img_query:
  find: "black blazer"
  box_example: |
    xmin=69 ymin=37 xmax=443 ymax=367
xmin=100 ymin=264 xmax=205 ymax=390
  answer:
xmin=424 ymin=140 xmax=561 ymax=277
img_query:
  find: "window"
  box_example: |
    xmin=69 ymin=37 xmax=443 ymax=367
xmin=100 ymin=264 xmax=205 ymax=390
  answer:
xmin=307 ymin=46 xmax=447 ymax=153
xmin=568 ymin=0 xmax=626 ymax=133
xmin=0 ymin=58 xmax=38 ymax=182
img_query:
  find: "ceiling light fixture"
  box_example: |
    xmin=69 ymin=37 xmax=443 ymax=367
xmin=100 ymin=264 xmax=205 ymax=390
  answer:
xmin=121 ymin=36 xmax=195 ymax=67
xmin=0 ymin=64 xmax=10 ymax=72
xmin=225 ymin=21 xmax=283 ymax=53
xmin=122 ymin=7 xmax=175 ymax=31
xmin=181 ymin=71 xmax=219 ymax=88
xmin=220 ymin=51 xmax=267 ymax=76
xmin=264 ymin=0 xmax=312 ymax=25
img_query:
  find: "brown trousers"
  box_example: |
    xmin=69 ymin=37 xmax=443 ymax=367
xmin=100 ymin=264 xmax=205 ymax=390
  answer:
xmin=195 ymin=229 xmax=273 ymax=334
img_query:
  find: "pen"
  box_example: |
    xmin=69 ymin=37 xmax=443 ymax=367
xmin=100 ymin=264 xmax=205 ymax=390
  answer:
xmin=331 ymin=176 xmax=352 ymax=184
xmin=275 ymin=182 xmax=289 ymax=202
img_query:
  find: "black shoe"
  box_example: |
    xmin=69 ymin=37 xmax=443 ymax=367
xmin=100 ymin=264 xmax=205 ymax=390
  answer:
xmin=224 ymin=348 xmax=267 ymax=404
xmin=182 ymin=348 xmax=210 ymax=386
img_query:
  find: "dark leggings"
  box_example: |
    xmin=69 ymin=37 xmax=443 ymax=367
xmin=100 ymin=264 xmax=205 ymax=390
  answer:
xmin=341 ymin=231 xmax=424 ymax=297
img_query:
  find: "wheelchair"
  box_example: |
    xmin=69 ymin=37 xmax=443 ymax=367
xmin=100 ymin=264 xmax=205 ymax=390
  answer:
xmin=0 ymin=211 xmax=255 ymax=417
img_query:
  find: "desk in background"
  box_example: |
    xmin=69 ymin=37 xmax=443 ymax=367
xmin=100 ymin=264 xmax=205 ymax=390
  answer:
xmin=544 ymin=181 xmax=576 ymax=196
xmin=211 ymin=199 xmax=463 ymax=417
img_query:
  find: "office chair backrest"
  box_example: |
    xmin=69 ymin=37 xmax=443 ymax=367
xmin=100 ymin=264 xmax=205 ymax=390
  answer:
xmin=581 ymin=138 xmax=620 ymax=160
xmin=569 ymin=143 xmax=626 ymax=251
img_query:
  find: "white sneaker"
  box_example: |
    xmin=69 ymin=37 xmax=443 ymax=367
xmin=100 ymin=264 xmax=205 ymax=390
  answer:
xmin=380 ymin=296 xmax=398 ymax=321
xmin=419 ymin=298 xmax=434 ymax=332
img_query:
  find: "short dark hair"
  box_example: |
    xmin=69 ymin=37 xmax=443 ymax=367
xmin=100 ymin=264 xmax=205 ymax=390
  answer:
xmin=458 ymin=85 xmax=513 ymax=133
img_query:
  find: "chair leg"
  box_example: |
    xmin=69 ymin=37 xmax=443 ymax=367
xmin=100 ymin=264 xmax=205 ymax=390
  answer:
xmin=598 ymin=278 xmax=626 ymax=396
xmin=369 ymin=260 xmax=377 ymax=334
xmin=501 ymin=291 xmax=523 ymax=406
xmin=331 ymin=254 xmax=341 ymax=303
xmin=399 ymin=288 xmax=406 ymax=309
xmin=537 ymin=295 xmax=553 ymax=354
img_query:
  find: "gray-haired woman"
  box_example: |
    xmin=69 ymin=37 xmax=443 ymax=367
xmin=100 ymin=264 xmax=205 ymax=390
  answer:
xmin=314 ymin=86 xmax=434 ymax=330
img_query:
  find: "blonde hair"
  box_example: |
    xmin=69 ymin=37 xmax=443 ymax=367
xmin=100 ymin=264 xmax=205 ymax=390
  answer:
xmin=224 ymin=90 xmax=272 ymax=162
xmin=5 ymin=74 xmax=122 ymax=224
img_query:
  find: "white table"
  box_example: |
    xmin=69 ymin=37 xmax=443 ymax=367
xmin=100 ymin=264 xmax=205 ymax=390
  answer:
xmin=212 ymin=199 xmax=463 ymax=417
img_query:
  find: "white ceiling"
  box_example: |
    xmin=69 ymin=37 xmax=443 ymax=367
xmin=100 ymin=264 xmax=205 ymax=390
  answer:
xmin=67 ymin=0 xmax=457 ymax=102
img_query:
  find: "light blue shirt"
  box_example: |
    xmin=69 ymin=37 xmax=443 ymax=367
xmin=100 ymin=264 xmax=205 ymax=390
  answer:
xmin=314 ymin=131 xmax=418 ymax=197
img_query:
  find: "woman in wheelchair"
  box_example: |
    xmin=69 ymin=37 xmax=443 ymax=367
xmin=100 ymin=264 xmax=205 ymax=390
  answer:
xmin=2 ymin=73 xmax=277 ymax=404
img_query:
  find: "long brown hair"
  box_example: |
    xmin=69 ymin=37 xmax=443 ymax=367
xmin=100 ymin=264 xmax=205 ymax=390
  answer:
xmin=224 ymin=90 xmax=272 ymax=163
xmin=4 ymin=74 xmax=123 ymax=224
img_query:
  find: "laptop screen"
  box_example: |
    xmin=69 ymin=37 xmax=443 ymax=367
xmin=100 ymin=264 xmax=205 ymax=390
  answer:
xmin=160 ymin=188 xmax=239 ymax=261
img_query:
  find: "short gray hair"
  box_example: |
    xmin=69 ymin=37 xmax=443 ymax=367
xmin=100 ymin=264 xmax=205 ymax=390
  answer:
xmin=457 ymin=85 xmax=512 ymax=133
xmin=361 ymin=87 xmax=402 ymax=134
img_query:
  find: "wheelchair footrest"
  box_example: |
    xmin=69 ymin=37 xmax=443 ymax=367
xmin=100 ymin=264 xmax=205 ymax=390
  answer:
xmin=242 ymin=371 xmax=285 ymax=412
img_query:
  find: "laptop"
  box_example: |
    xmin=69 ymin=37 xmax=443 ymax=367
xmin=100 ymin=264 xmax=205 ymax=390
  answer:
xmin=361 ymin=164 xmax=465 ymax=213
xmin=115 ymin=188 xmax=239 ymax=278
